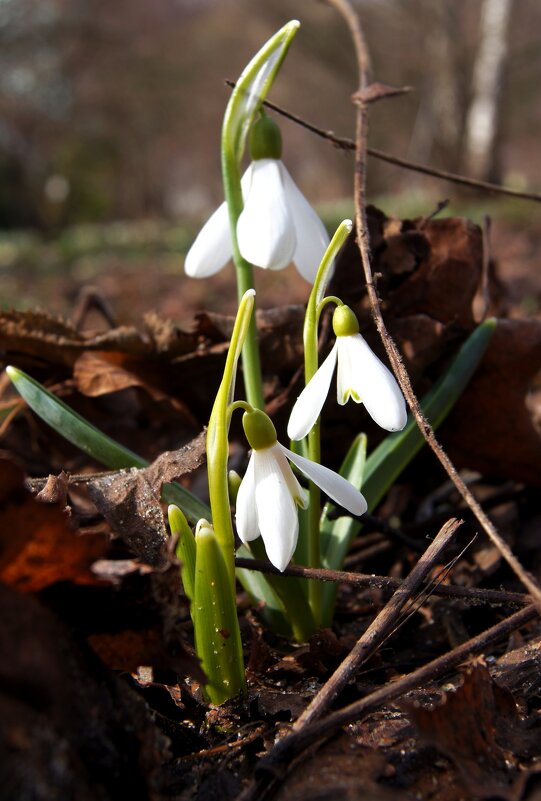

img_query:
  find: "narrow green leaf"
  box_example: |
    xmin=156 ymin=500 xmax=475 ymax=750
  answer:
xmin=321 ymin=433 xmax=367 ymax=568
xmin=319 ymin=433 xmax=367 ymax=624
xmin=361 ymin=318 xmax=497 ymax=511
xmin=236 ymin=544 xmax=293 ymax=637
xmin=238 ymin=538 xmax=316 ymax=642
xmin=6 ymin=365 xmax=209 ymax=523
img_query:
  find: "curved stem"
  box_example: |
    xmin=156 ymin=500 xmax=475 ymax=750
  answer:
xmin=301 ymin=221 xmax=353 ymax=624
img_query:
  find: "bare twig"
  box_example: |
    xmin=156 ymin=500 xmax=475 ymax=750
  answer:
xmin=226 ymin=82 xmax=541 ymax=204
xmin=328 ymin=0 xmax=541 ymax=614
xmin=235 ymin=557 xmax=528 ymax=607
xmin=236 ymin=604 xmax=538 ymax=800
xmin=291 ymin=518 xmax=462 ymax=728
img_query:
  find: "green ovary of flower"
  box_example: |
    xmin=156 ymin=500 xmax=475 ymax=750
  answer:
xmin=332 ymin=304 xmax=360 ymax=337
xmin=249 ymin=115 xmax=282 ymax=161
xmin=242 ymin=408 xmax=278 ymax=450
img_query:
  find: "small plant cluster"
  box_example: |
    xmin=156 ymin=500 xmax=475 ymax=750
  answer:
xmin=7 ymin=20 xmax=495 ymax=705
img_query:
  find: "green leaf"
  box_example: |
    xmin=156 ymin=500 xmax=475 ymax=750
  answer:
xmin=236 ymin=544 xmax=293 ymax=637
xmin=237 ymin=538 xmax=316 ymax=642
xmin=319 ymin=433 xmax=367 ymax=624
xmin=6 ymin=365 xmax=209 ymax=523
xmin=361 ymin=318 xmax=497 ymax=511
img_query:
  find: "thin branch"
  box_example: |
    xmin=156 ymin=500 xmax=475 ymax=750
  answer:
xmin=225 ymin=86 xmax=541 ymax=204
xmin=237 ymin=604 xmax=537 ymax=799
xmin=291 ymin=518 xmax=462 ymax=728
xmin=329 ymin=0 xmax=541 ymax=614
xmin=234 ymin=557 xmax=528 ymax=607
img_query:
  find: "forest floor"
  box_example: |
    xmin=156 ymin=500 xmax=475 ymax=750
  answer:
xmin=0 ymin=202 xmax=540 ymax=801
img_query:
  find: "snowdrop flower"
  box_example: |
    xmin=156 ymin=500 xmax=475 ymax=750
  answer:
xmin=184 ymin=115 xmax=329 ymax=283
xmin=236 ymin=408 xmax=367 ymax=571
xmin=288 ymin=304 xmax=407 ymax=441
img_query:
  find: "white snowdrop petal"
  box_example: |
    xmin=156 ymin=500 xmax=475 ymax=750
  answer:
xmin=184 ymin=199 xmax=233 ymax=278
xmin=270 ymin=443 xmax=309 ymax=510
xmin=235 ymin=453 xmax=260 ymax=544
xmin=280 ymin=163 xmax=330 ymax=283
xmin=237 ymin=159 xmax=296 ymax=270
xmin=336 ymin=335 xmax=359 ymax=405
xmin=344 ymin=334 xmax=407 ymax=432
xmin=287 ymin=343 xmax=339 ymax=441
xmin=280 ymin=444 xmax=367 ymax=517
xmin=253 ymin=447 xmax=299 ymax=572
xmin=184 ymin=167 xmax=252 ymax=278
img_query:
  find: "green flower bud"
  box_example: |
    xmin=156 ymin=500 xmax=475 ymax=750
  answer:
xmin=242 ymin=409 xmax=277 ymax=450
xmin=228 ymin=470 xmax=242 ymax=503
xmin=249 ymin=115 xmax=282 ymax=161
xmin=332 ymin=304 xmax=360 ymax=338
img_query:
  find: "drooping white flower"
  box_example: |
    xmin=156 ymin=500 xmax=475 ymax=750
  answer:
xmin=288 ymin=305 xmax=407 ymax=441
xmin=184 ymin=116 xmax=329 ymax=282
xmin=237 ymin=409 xmax=367 ymax=571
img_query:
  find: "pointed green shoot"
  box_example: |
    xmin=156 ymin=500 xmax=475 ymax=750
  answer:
xmin=5 ymin=365 xmax=209 ymax=523
xmin=194 ymin=521 xmax=246 ymax=704
xmin=168 ymin=504 xmax=196 ymax=606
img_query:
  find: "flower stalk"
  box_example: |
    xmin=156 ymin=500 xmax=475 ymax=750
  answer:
xmin=299 ymin=220 xmax=353 ymax=624
xmin=221 ymin=21 xmax=300 ymax=411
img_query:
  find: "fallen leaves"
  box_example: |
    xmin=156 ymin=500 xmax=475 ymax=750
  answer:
xmin=0 ymin=457 xmax=107 ymax=591
xmin=86 ymin=432 xmax=206 ymax=566
xmin=406 ymin=662 xmax=536 ymax=800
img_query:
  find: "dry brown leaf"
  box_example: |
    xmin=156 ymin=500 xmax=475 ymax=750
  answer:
xmin=87 ymin=627 xmax=203 ymax=678
xmin=86 ymin=432 xmax=206 ymax=566
xmin=406 ymin=663 xmax=528 ymax=800
xmin=441 ymin=319 xmax=541 ymax=486
xmin=0 ymin=457 xmax=107 ymax=591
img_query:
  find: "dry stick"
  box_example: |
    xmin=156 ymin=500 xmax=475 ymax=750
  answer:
xmin=229 ymin=85 xmax=541 ymax=204
xmin=234 ymin=557 xmax=528 ymax=608
xmin=329 ymin=0 xmax=541 ymax=615
xmin=244 ymin=603 xmax=538 ymax=795
xmin=291 ymin=517 xmax=461 ymax=728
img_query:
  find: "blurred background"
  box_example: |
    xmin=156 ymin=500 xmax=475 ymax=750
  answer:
xmin=1 ymin=0 xmax=540 ymax=318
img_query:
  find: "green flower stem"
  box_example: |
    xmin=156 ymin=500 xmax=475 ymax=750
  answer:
xmin=207 ymin=289 xmax=255 ymax=590
xmin=221 ymin=20 xmax=300 ymax=412
xmin=301 ymin=220 xmax=352 ymax=625
xmin=222 ymin=148 xmax=264 ymax=411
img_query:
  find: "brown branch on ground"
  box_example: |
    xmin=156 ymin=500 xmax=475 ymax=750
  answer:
xmin=237 ymin=604 xmax=538 ymax=800
xmin=234 ymin=557 xmax=529 ymax=608
xmin=291 ymin=518 xmax=462 ymax=729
